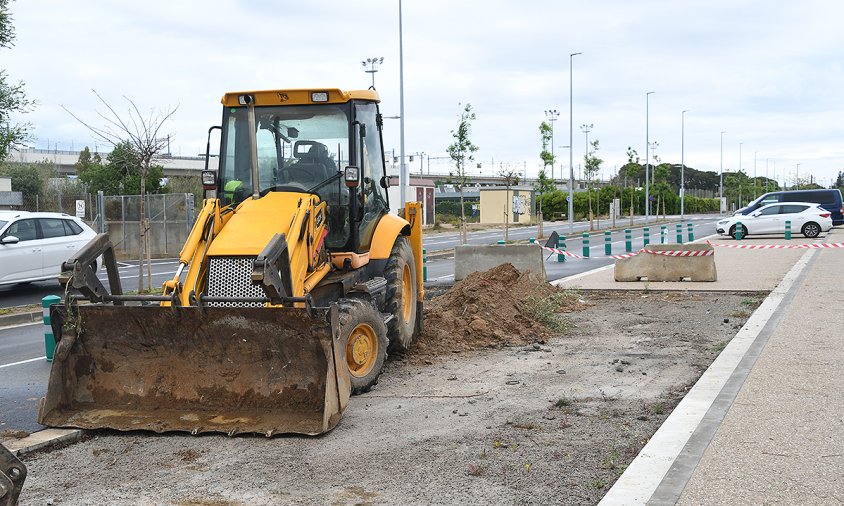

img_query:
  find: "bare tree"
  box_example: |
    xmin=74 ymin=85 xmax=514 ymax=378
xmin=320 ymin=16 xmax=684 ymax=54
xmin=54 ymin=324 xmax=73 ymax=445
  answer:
xmin=64 ymin=90 xmax=178 ymax=291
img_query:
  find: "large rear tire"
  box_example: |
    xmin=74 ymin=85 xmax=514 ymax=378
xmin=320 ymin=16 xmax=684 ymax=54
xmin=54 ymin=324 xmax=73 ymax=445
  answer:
xmin=384 ymin=236 xmax=417 ymax=353
xmin=338 ymin=299 xmax=388 ymax=395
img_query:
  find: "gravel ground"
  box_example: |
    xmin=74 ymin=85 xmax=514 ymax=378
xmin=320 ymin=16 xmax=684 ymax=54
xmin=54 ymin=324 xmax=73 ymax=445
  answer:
xmin=15 ymin=289 xmax=764 ymax=506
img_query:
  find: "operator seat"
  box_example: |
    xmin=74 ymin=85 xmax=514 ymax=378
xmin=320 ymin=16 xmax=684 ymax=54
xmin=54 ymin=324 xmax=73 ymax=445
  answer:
xmin=287 ymin=141 xmax=336 ymax=186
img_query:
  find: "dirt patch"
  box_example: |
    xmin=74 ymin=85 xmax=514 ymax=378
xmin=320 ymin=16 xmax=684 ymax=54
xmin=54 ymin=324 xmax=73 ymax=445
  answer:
xmin=415 ymin=263 xmax=588 ymax=359
xmin=16 ymin=272 xmax=766 ymax=505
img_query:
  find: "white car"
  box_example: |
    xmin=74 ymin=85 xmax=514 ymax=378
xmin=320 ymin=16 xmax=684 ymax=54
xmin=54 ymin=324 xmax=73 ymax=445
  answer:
xmin=716 ymin=202 xmax=833 ymax=239
xmin=0 ymin=211 xmax=97 ymax=285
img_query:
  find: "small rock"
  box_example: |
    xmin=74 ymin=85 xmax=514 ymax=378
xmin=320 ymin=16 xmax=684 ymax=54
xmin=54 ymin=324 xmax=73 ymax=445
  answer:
xmin=621 ymin=360 xmax=631 ymax=365
xmin=723 ymin=318 xmax=730 ymax=323
xmin=506 ymin=380 xmax=520 ymax=385
xmin=615 ymin=365 xmax=624 ymax=372
xmin=556 ymin=369 xmax=566 ymax=375
xmin=447 ymin=375 xmax=457 ymax=381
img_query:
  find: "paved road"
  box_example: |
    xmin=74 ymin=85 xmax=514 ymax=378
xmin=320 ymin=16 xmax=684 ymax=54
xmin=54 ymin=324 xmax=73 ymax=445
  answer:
xmin=0 ymin=323 xmax=49 ymax=433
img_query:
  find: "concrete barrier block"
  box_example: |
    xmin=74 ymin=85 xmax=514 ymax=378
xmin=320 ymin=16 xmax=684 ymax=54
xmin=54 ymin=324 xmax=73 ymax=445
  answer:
xmin=614 ymin=243 xmax=717 ymax=282
xmin=454 ymin=244 xmax=546 ymax=281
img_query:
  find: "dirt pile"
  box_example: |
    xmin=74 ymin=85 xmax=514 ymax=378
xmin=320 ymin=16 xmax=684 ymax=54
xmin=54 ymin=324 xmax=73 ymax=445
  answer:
xmin=412 ymin=263 xmax=587 ymax=359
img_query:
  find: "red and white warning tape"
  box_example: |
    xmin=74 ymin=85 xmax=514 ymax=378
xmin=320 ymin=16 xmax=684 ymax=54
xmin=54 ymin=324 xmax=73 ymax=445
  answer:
xmin=538 ymin=244 xmax=713 ymax=260
xmin=706 ymin=240 xmax=844 ymax=250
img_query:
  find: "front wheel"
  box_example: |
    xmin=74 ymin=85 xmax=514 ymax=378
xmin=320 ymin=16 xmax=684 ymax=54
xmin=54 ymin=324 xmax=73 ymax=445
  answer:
xmin=384 ymin=236 xmax=417 ymax=353
xmin=338 ymin=299 xmax=388 ymax=395
xmin=802 ymin=222 xmax=821 ymax=238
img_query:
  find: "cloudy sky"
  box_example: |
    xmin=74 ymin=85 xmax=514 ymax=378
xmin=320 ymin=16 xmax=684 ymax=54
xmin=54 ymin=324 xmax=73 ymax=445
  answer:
xmin=5 ymin=0 xmax=844 ymax=188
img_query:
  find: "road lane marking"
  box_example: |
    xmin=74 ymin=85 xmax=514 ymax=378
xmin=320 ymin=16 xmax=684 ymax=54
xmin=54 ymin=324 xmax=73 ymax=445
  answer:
xmin=0 ymin=356 xmax=46 ymax=369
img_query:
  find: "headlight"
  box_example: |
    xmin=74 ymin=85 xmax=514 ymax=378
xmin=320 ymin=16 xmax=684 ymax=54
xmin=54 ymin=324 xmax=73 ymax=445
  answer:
xmin=717 ymin=220 xmax=728 ymax=225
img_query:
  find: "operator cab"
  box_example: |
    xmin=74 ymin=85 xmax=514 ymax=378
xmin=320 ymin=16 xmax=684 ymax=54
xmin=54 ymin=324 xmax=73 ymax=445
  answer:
xmin=213 ymin=89 xmax=390 ymax=253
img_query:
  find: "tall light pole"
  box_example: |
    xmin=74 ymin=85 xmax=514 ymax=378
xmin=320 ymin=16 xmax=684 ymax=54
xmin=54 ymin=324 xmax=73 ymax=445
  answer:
xmin=568 ymin=52 xmax=581 ymax=233
xmin=719 ymin=131 xmax=726 ymax=213
xmin=361 ymin=57 xmax=384 ymax=89
xmin=398 ymin=1 xmax=407 ymax=209
xmin=796 ymin=163 xmax=801 ymax=190
xmin=680 ymin=110 xmax=688 ymax=220
xmin=580 ymin=123 xmax=593 ymax=158
xmin=753 ymin=151 xmax=758 ymax=198
xmin=645 ymin=91 xmax=654 ymax=222
xmin=765 ymin=158 xmax=769 ymax=192
xmin=545 ymin=109 xmax=559 ymax=182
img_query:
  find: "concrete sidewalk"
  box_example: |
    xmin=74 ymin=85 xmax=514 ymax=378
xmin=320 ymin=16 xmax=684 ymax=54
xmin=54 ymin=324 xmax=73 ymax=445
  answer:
xmin=556 ymin=230 xmax=843 ymax=504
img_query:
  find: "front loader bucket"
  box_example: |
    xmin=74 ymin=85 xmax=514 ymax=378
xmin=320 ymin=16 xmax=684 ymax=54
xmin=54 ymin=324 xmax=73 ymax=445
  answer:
xmin=38 ymin=304 xmax=351 ymax=436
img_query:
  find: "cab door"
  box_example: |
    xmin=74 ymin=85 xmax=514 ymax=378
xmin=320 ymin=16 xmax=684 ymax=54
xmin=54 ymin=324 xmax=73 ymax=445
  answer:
xmin=0 ymin=218 xmax=43 ymax=283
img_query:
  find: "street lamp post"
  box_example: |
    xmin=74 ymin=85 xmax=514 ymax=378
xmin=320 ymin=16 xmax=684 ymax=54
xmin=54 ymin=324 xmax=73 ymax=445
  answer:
xmin=361 ymin=57 xmax=384 ymax=89
xmin=398 ymin=1 xmax=407 ymax=209
xmin=568 ymin=52 xmax=581 ymax=234
xmin=645 ymin=92 xmax=654 ymax=222
xmin=545 ymin=109 xmax=559 ymax=182
xmin=681 ymin=110 xmax=688 ymax=221
xmin=796 ymin=163 xmax=801 ymax=190
xmin=753 ymin=151 xmax=758 ymax=198
xmin=719 ymin=131 xmax=726 ymax=213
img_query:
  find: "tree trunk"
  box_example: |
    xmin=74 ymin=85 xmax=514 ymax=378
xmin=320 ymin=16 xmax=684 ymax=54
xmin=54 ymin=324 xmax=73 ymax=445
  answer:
xmin=459 ymin=188 xmax=467 ymax=245
xmin=137 ymin=187 xmax=145 ymax=293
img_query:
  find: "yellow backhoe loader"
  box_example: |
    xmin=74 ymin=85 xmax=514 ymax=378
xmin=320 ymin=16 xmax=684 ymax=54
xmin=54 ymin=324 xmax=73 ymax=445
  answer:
xmin=38 ymin=88 xmax=423 ymax=436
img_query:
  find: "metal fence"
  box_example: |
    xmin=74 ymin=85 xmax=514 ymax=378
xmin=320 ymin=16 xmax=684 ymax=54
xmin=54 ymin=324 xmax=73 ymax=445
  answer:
xmin=97 ymin=193 xmax=196 ymax=259
xmin=21 ymin=193 xmax=96 ymax=221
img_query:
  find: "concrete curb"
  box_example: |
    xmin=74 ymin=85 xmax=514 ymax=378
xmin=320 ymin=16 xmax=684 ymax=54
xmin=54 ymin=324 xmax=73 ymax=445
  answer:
xmin=2 ymin=429 xmax=84 ymax=457
xmin=0 ymin=310 xmax=41 ymax=328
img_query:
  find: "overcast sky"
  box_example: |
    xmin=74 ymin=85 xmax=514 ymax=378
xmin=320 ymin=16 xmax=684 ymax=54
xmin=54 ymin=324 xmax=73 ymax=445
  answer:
xmin=5 ymin=0 xmax=844 ymax=188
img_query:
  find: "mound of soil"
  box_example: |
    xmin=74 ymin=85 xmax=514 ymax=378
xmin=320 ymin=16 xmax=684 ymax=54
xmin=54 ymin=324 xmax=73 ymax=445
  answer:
xmin=412 ymin=263 xmax=587 ymax=359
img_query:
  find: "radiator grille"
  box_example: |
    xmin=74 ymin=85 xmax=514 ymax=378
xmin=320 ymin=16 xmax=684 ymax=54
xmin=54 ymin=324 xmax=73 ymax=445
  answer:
xmin=206 ymin=256 xmax=265 ymax=307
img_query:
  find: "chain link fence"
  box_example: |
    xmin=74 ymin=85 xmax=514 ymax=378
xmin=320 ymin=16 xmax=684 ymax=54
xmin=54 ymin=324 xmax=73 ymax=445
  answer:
xmin=97 ymin=193 xmax=196 ymax=259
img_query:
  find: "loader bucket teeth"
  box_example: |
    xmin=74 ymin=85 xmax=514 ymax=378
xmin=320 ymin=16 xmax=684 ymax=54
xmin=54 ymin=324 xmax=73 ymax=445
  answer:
xmin=38 ymin=304 xmax=351 ymax=436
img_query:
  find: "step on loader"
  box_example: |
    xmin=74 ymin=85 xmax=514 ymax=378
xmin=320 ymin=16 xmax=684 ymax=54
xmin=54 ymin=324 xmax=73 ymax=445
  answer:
xmin=38 ymin=88 xmax=424 ymax=436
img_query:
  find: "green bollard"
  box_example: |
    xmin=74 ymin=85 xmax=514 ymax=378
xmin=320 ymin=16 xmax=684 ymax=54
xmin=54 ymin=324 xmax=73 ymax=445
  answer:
xmin=582 ymin=232 xmax=590 ymax=258
xmin=529 ymin=237 xmax=535 ymax=244
xmin=676 ymin=223 xmax=683 ymax=244
xmin=660 ymin=225 xmax=667 ymax=244
xmin=643 ymin=227 xmax=650 ymax=247
xmin=497 ymin=240 xmax=505 ymax=245
xmin=42 ymin=295 xmax=61 ymax=362
xmin=625 ymin=229 xmax=632 ymax=252
xmin=604 ymin=230 xmax=612 ymax=256
xmin=422 ymin=248 xmax=427 ymax=282
xmin=735 ymin=221 xmax=743 ymax=240
xmin=687 ymin=222 xmax=695 ymax=242
xmin=785 ymin=220 xmax=791 ymax=240
xmin=557 ymin=235 xmax=566 ymax=262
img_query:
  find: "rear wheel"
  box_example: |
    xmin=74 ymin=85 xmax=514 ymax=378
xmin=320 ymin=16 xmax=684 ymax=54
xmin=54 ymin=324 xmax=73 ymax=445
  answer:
xmin=384 ymin=236 xmax=417 ymax=352
xmin=802 ymin=222 xmax=821 ymax=238
xmin=338 ymin=299 xmax=388 ymax=395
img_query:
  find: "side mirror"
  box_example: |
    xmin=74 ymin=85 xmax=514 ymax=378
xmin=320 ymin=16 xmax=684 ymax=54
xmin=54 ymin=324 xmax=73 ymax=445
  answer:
xmin=380 ymin=175 xmax=391 ymax=190
xmin=0 ymin=235 xmax=19 ymax=245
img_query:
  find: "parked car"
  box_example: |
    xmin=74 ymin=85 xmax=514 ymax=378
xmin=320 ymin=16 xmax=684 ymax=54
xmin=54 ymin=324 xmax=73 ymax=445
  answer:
xmin=0 ymin=211 xmax=97 ymax=286
xmin=717 ymin=202 xmax=833 ymax=239
xmin=734 ymin=189 xmax=844 ymax=225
